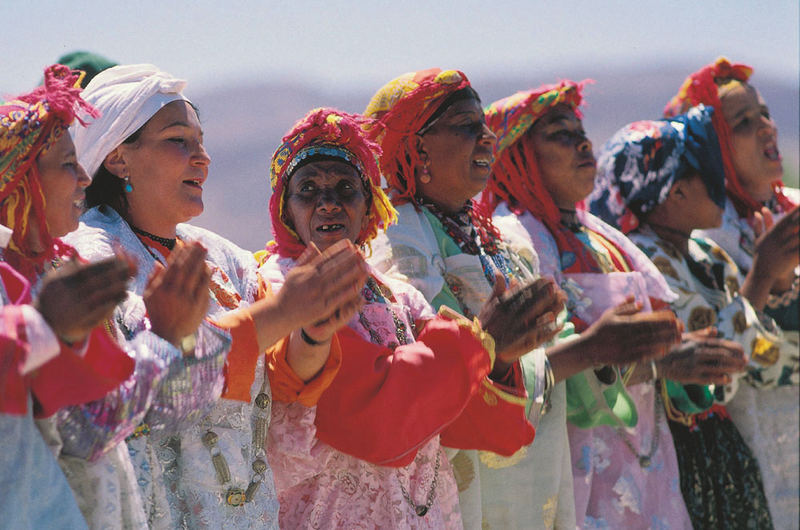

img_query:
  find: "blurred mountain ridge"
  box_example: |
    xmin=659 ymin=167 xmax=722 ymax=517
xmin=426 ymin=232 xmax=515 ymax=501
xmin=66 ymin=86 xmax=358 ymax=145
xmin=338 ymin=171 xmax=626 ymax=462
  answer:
xmin=191 ymin=65 xmax=799 ymax=251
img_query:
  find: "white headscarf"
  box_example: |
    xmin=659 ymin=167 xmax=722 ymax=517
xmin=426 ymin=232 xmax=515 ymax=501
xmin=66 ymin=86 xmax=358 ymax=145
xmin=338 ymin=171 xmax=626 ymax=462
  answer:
xmin=73 ymin=64 xmax=189 ymax=177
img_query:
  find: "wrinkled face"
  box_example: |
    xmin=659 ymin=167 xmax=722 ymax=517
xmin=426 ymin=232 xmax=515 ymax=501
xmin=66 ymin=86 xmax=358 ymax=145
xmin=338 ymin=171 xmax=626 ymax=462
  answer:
xmin=36 ymin=132 xmax=91 ymax=237
xmin=720 ymin=82 xmax=782 ymax=200
xmin=110 ymin=100 xmax=210 ymax=229
xmin=284 ymin=159 xmax=369 ymax=252
xmin=528 ymin=104 xmax=596 ymax=209
xmin=417 ymin=97 xmax=497 ymax=212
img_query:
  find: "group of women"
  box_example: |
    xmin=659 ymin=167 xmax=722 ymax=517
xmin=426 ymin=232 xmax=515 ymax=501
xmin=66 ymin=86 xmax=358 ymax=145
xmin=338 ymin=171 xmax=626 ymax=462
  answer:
xmin=0 ymin=56 xmax=796 ymax=530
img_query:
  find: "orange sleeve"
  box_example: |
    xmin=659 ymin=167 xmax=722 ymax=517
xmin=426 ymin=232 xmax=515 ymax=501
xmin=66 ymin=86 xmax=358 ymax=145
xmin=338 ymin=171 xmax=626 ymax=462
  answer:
xmin=266 ymin=333 xmax=343 ymax=406
xmin=216 ymin=309 xmax=262 ymax=402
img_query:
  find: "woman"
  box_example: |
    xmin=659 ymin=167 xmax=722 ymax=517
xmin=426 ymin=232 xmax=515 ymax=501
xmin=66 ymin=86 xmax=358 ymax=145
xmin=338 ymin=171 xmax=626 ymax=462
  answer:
xmin=67 ymin=65 xmax=364 ymax=528
xmin=480 ymin=81 xmax=747 ymax=528
xmin=588 ymin=105 xmax=787 ymax=528
xmin=263 ymin=107 xmax=558 ymax=528
xmin=365 ymin=69 xmax=682 ymax=530
xmin=665 ymin=58 xmax=799 ymax=528
xmin=0 ymin=64 xmax=137 ymax=529
xmin=664 ymin=58 xmax=799 ymax=333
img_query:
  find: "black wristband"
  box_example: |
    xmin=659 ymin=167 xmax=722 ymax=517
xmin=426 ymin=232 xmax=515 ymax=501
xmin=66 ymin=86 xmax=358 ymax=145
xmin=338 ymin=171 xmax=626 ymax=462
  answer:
xmin=300 ymin=328 xmax=326 ymax=346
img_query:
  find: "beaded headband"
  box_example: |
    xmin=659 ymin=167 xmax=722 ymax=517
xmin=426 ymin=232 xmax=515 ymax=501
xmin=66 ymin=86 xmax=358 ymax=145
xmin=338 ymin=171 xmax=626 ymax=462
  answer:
xmin=284 ymin=144 xmax=365 ymax=181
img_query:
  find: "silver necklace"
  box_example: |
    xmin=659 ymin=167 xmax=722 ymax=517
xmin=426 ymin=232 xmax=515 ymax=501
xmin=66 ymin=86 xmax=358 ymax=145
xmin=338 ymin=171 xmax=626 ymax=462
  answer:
xmin=615 ymin=386 xmax=662 ymax=468
xmin=398 ymin=449 xmax=441 ymax=516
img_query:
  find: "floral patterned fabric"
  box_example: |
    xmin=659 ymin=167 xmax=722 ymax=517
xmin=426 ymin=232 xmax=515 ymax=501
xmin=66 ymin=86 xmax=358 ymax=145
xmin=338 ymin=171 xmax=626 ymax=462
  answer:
xmin=262 ymin=256 xmax=462 ymax=528
xmin=495 ymin=206 xmax=690 ymax=529
xmin=63 ymin=206 xmax=279 ymax=529
xmin=631 ymin=226 xmax=797 ymax=529
xmin=696 ymin=189 xmax=800 ymax=335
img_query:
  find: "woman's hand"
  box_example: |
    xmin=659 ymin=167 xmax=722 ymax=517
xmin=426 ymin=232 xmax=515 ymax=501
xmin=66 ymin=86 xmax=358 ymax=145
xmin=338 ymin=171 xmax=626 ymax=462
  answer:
xmin=279 ymin=241 xmax=368 ymax=381
xmin=656 ymin=328 xmax=747 ymax=385
xmin=479 ymin=274 xmax=567 ymax=374
xmin=276 ymin=240 xmax=368 ymax=338
xmin=145 ymin=242 xmax=211 ymax=348
xmin=749 ymin=205 xmax=799 ymax=295
xmin=36 ymin=254 xmax=136 ymax=344
xmin=581 ymin=296 xmax=682 ymax=367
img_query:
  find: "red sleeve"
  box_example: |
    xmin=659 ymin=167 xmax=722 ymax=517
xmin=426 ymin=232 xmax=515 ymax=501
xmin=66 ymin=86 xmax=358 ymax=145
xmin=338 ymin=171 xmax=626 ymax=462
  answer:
xmin=439 ymin=361 xmax=535 ymax=455
xmin=31 ymin=326 xmax=135 ymax=418
xmin=314 ymin=313 xmax=494 ymax=468
xmin=0 ymin=305 xmax=31 ymax=415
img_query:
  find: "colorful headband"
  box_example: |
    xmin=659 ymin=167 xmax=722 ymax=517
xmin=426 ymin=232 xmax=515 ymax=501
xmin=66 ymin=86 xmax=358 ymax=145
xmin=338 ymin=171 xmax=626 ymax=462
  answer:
xmin=481 ymin=79 xmax=590 ymax=215
xmin=0 ymin=64 xmax=98 ymax=258
xmin=363 ymin=68 xmax=472 ymax=202
xmin=266 ymin=108 xmax=396 ymax=259
xmin=283 ymin=144 xmax=365 ymax=182
xmin=588 ymin=105 xmax=726 ymax=232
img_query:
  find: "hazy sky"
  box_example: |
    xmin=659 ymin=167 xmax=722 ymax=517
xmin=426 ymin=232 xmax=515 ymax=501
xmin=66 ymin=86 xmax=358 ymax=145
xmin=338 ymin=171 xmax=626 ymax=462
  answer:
xmin=3 ymin=0 xmax=798 ymax=95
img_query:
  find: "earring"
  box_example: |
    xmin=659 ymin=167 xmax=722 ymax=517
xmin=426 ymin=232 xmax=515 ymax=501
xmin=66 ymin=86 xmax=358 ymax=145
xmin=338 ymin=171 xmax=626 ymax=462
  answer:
xmin=122 ymin=174 xmax=133 ymax=193
xmin=419 ymin=164 xmax=431 ymax=184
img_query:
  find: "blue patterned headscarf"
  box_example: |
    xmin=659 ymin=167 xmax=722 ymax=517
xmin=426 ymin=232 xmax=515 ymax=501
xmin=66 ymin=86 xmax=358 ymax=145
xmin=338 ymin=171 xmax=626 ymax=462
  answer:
xmin=587 ymin=105 xmax=726 ymax=233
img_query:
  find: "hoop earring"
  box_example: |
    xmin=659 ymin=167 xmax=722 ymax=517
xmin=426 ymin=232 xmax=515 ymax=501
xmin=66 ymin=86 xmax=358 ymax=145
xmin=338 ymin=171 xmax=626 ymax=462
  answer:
xmin=122 ymin=174 xmax=133 ymax=193
xmin=419 ymin=164 xmax=431 ymax=184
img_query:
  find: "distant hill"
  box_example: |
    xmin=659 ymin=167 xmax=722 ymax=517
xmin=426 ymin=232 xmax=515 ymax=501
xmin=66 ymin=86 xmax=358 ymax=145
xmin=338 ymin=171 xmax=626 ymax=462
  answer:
xmin=191 ymin=65 xmax=799 ymax=251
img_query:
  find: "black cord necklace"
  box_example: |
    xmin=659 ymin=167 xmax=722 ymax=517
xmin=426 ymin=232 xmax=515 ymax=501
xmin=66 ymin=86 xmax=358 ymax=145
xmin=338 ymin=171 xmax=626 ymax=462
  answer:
xmin=130 ymin=224 xmax=177 ymax=250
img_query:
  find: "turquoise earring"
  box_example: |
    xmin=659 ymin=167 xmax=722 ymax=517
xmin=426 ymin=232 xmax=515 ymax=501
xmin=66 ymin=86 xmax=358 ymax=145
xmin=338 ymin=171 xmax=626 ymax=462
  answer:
xmin=123 ymin=175 xmax=133 ymax=193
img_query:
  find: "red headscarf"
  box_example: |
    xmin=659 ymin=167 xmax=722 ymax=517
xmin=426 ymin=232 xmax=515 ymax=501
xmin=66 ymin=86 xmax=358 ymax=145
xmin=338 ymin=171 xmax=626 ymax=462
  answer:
xmin=265 ymin=108 xmax=395 ymax=259
xmin=663 ymin=57 xmax=795 ymax=217
xmin=364 ymin=68 xmax=505 ymax=250
xmin=363 ymin=68 xmax=472 ymax=203
xmin=480 ymin=80 xmax=611 ymax=274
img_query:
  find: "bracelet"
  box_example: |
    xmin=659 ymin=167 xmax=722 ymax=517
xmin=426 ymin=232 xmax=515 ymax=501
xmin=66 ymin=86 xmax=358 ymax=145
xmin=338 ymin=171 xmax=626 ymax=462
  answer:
xmin=300 ymin=328 xmax=326 ymax=346
xmin=650 ymin=360 xmax=659 ymax=381
xmin=542 ymin=355 xmax=555 ymax=415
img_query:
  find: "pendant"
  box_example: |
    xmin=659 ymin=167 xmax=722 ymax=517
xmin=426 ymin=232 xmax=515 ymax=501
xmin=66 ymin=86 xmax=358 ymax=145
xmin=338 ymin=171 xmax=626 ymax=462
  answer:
xmin=415 ymin=505 xmax=428 ymax=517
xmin=638 ymin=455 xmax=652 ymax=468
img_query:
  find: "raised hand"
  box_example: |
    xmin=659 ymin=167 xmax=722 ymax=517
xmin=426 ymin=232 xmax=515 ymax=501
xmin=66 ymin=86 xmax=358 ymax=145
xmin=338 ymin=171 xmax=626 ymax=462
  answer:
xmin=144 ymin=241 xmax=211 ymax=347
xmin=743 ymin=205 xmax=799 ymax=310
xmin=276 ymin=239 xmax=368 ymax=339
xmin=36 ymin=254 xmax=136 ymax=344
xmin=656 ymin=328 xmax=747 ymax=385
xmin=754 ymin=206 xmax=799 ymax=288
xmin=582 ymin=296 xmax=682 ymax=367
xmin=479 ymin=274 xmax=567 ymax=369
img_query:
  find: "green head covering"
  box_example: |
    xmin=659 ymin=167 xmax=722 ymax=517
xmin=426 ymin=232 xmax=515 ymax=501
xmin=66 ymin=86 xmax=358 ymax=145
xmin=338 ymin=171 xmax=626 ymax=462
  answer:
xmin=55 ymin=51 xmax=117 ymax=87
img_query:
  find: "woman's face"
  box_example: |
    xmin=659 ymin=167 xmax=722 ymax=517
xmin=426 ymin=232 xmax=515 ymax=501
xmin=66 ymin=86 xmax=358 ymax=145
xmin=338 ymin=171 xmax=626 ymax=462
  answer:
xmin=720 ymin=82 xmax=782 ymax=201
xmin=36 ymin=132 xmax=91 ymax=237
xmin=416 ymin=96 xmax=497 ymax=213
xmin=109 ymin=100 xmax=210 ymax=232
xmin=284 ymin=159 xmax=369 ymax=253
xmin=528 ymin=104 xmax=596 ymax=209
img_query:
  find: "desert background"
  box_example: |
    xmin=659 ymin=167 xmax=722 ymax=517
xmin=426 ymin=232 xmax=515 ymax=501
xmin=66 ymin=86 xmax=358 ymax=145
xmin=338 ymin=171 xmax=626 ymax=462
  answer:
xmin=3 ymin=1 xmax=797 ymax=251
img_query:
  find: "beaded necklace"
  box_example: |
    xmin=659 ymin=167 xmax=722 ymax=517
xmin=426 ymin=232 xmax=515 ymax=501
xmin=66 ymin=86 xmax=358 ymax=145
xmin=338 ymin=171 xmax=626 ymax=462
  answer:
xmin=418 ymin=197 xmax=511 ymax=286
xmin=356 ymin=274 xmax=439 ymax=516
xmin=130 ymin=224 xmax=177 ymax=250
xmin=358 ymin=276 xmax=411 ymax=349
